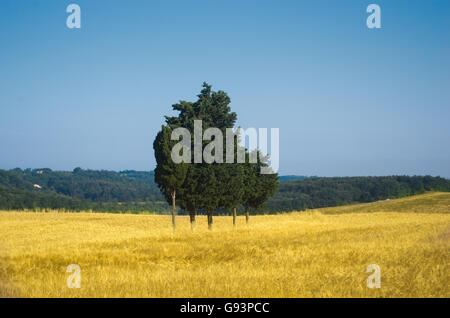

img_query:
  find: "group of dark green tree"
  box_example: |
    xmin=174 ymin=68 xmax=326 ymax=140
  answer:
xmin=153 ymin=83 xmax=279 ymax=231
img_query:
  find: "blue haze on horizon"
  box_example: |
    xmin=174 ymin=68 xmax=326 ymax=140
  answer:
xmin=0 ymin=0 xmax=449 ymax=177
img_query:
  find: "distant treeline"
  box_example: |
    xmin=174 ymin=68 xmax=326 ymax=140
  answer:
xmin=265 ymin=176 xmax=450 ymax=213
xmin=0 ymin=168 xmax=449 ymax=214
xmin=0 ymin=168 xmax=169 ymax=213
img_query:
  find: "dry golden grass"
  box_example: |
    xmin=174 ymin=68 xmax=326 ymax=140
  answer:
xmin=0 ymin=192 xmax=449 ymax=298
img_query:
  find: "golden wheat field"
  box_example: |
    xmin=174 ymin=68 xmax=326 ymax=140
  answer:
xmin=0 ymin=192 xmax=449 ymax=298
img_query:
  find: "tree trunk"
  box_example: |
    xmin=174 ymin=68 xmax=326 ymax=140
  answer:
xmin=207 ymin=211 xmax=213 ymax=230
xmin=189 ymin=210 xmax=196 ymax=232
xmin=171 ymin=190 xmax=176 ymax=233
xmin=232 ymin=207 xmax=237 ymax=227
xmin=245 ymin=206 xmax=249 ymax=224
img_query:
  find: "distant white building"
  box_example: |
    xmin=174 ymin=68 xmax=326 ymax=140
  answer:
xmin=33 ymin=184 xmax=42 ymax=189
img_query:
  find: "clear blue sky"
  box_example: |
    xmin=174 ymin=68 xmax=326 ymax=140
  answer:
xmin=0 ymin=0 xmax=449 ymax=177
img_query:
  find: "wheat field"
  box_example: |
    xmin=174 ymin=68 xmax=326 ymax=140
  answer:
xmin=0 ymin=192 xmax=449 ymax=298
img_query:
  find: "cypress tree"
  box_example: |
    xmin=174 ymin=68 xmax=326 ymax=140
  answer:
xmin=216 ymin=164 xmax=244 ymax=227
xmin=197 ymin=165 xmax=219 ymax=230
xmin=153 ymin=125 xmax=188 ymax=233
xmin=242 ymin=152 xmax=279 ymax=224
xmin=164 ymin=83 xmax=237 ymax=230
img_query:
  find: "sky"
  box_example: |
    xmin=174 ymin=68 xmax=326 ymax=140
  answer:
xmin=0 ymin=0 xmax=449 ymax=177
